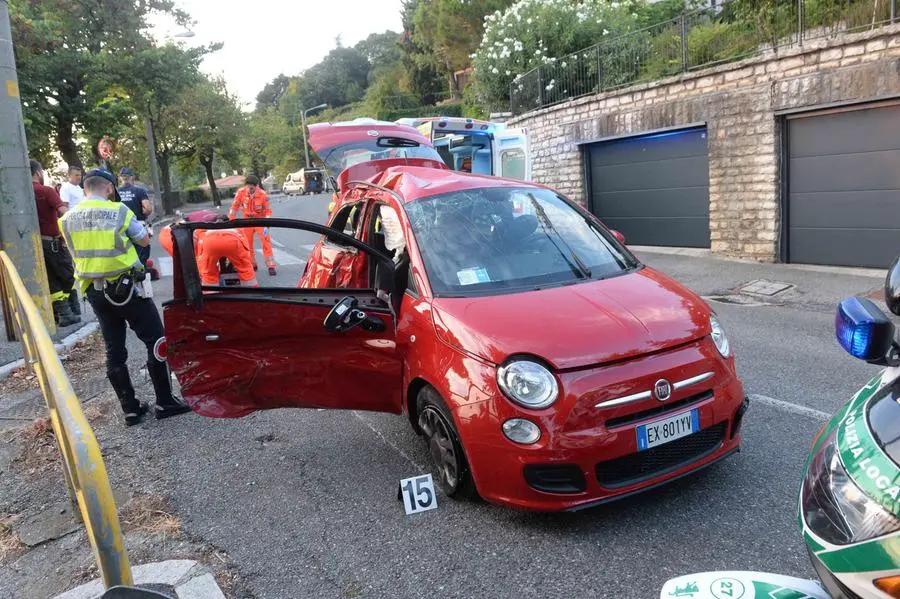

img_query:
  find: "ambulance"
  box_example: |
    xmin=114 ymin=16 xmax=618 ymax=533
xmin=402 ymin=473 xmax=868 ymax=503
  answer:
xmin=395 ymin=117 xmax=531 ymax=181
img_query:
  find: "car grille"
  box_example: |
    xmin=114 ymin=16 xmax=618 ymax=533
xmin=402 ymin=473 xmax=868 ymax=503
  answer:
xmin=605 ymin=391 xmax=712 ymax=429
xmin=595 ymin=422 xmax=727 ymax=488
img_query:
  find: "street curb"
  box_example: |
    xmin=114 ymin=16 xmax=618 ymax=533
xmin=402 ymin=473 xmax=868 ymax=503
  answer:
xmin=631 ymin=245 xmax=887 ymax=279
xmin=0 ymin=322 xmax=99 ymax=380
xmin=52 ymin=559 xmax=227 ymax=599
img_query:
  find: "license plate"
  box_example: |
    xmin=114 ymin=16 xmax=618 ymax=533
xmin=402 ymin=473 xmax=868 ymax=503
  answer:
xmin=636 ymin=409 xmax=700 ymax=451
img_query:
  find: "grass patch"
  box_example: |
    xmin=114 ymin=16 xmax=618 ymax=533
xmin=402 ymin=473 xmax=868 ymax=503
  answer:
xmin=119 ymin=494 xmax=181 ymax=537
xmin=0 ymin=514 xmax=25 ymax=562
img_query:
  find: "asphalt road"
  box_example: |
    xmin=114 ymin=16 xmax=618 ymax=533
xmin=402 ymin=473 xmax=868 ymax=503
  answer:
xmin=141 ymin=193 xmax=881 ymax=599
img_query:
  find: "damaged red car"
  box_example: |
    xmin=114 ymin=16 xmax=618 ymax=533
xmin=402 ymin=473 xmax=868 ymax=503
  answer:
xmin=162 ymin=120 xmax=748 ymax=511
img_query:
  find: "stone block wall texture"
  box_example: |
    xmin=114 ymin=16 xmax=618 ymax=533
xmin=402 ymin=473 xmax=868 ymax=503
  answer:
xmin=509 ymin=25 xmax=900 ymax=261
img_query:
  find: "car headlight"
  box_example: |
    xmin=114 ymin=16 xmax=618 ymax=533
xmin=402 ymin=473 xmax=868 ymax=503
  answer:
xmin=497 ymin=359 xmax=559 ymax=409
xmin=710 ymin=314 xmax=731 ymax=357
xmin=802 ymin=428 xmax=900 ymax=545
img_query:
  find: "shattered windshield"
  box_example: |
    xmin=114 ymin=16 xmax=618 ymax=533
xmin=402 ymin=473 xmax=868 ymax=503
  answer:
xmin=404 ymin=187 xmax=637 ymax=297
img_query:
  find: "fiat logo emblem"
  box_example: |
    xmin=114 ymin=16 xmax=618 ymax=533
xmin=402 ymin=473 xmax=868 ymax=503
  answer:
xmin=653 ymin=379 xmax=672 ymax=402
xmin=367 ymin=130 xmax=379 ymax=137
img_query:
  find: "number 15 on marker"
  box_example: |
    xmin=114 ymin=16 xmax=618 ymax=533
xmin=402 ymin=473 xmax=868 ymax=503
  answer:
xmin=400 ymin=474 xmax=438 ymax=515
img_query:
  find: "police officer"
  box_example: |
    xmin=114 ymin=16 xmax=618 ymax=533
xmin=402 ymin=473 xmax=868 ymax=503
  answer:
xmin=59 ymin=169 xmax=191 ymax=426
xmin=117 ymin=167 xmax=153 ymax=266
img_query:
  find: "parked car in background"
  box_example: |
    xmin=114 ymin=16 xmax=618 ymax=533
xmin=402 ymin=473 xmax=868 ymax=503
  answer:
xmin=283 ymin=168 xmax=325 ymax=196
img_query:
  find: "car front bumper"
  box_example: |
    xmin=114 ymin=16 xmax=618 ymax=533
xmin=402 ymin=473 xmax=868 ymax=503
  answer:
xmin=452 ymin=338 xmax=747 ymax=511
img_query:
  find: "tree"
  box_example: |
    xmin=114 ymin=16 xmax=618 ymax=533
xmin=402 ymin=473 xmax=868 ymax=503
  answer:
xmin=114 ymin=44 xmax=210 ymax=210
xmin=255 ymin=74 xmax=293 ymax=114
xmin=169 ymin=79 xmax=246 ymax=206
xmin=354 ymin=31 xmax=403 ymax=84
xmin=399 ymin=0 xmax=449 ymax=105
xmin=299 ymin=46 xmax=371 ymax=109
xmin=9 ymin=0 xmax=188 ymax=167
xmin=412 ymin=0 xmax=515 ymax=97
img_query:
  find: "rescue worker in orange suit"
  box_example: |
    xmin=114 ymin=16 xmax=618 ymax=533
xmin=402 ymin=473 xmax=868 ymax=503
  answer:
xmin=159 ymin=215 xmax=258 ymax=287
xmin=228 ymin=175 xmax=276 ymax=276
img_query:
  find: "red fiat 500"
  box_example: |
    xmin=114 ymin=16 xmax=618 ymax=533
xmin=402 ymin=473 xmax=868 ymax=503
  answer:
xmin=162 ymin=121 xmax=748 ymax=511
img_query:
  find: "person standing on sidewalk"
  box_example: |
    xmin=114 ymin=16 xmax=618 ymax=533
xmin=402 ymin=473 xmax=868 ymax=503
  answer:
xmin=118 ymin=167 xmax=153 ymax=266
xmin=59 ymin=168 xmax=191 ymax=426
xmin=59 ymin=166 xmax=85 ymax=210
xmin=228 ymin=175 xmax=277 ymax=276
xmin=31 ymin=160 xmax=81 ymax=327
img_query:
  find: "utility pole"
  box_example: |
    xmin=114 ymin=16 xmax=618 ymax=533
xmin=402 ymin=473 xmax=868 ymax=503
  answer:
xmin=0 ymin=0 xmax=54 ymax=335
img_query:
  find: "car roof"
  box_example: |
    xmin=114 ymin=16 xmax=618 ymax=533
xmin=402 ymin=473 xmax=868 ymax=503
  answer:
xmin=366 ymin=165 xmax=545 ymax=204
xmin=307 ymin=119 xmax=430 ymax=155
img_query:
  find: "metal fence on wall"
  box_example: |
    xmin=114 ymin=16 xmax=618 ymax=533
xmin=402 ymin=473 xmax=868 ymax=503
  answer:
xmin=510 ymin=0 xmax=899 ymax=115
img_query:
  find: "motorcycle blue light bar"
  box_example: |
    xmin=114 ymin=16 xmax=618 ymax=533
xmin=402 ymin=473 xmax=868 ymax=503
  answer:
xmin=835 ymin=297 xmax=893 ymax=361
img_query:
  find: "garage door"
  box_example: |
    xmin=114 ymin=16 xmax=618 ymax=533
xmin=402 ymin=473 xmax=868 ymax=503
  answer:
xmin=587 ymin=127 xmax=710 ymax=248
xmin=787 ymin=103 xmax=900 ymax=268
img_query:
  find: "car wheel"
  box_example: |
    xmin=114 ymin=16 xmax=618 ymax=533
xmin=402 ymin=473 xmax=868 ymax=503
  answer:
xmin=416 ymin=387 xmax=478 ymax=500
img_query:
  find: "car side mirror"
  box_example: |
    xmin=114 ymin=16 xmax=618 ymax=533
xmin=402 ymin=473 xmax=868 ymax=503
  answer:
xmin=324 ymin=296 xmax=386 ymax=333
xmin=886 ymin=255 xmax=900 ymax=316
xmin=611 ymin=229 xmax=626 ymax=245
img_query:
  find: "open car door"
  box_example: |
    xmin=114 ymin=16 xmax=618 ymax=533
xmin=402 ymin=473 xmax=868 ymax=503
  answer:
xmin=493 ymin=128 xmax=532 ymax=181
xmin=162 ymin=218 xmax=403 ymax=418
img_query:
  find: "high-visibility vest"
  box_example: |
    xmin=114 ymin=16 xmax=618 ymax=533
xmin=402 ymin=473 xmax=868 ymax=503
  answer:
xmin=59 ymin=198 xmax=141 ymax=286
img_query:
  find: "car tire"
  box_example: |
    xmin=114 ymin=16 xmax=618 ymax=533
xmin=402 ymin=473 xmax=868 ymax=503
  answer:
xmin=416 ymin=386 xmax=479 ymax=500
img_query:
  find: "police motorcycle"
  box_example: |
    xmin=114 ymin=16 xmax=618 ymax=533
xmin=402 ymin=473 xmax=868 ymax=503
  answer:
xmin=662 ymin=258 xmax=900 ymax=598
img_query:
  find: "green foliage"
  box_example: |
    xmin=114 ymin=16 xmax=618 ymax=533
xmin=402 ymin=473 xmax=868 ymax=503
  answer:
xmin=298 ymin=46 xmax=371 ymax=109
xmin=255 ymin=74 xmax=293 ymax=114
xmin=9 ymin=0 xmax=188 ymax=167
xmin=474 ymin=0 xmax=640 ymax=106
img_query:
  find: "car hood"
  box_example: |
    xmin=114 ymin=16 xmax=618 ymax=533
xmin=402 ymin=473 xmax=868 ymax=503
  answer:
xmin=430 ymin=267 xmax=712 ymax=370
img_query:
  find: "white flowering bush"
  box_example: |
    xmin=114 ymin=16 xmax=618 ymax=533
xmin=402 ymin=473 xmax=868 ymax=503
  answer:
xmin=473 ymin=0 xmax=643 ymax=106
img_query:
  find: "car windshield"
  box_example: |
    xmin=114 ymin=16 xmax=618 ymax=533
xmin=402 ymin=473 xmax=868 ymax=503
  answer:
xmin=404 ymin=187 xmax=639 ymax=297
xmin=321 ymin=137 xmax=446 ymax=176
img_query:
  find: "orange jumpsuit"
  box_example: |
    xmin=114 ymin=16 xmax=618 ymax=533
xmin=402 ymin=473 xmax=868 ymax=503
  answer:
xmin=196 ymin=229 xmax=258 ymax=287
xmin=158 ymin=225 xmax=257 ymax=287
xmin=228 ymin=186 xmax=275 ymax=269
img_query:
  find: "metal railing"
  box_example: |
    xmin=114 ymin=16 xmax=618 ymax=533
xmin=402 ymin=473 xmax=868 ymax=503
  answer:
xmin=0 ymin=251 xmax=132 ymax=588
xmin=510 ymin=0 xmax=899 ymax=115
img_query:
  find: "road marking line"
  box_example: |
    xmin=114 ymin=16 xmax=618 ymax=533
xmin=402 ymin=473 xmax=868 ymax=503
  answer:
xmin=257 ymin=247 xmax=305 ymax=266
xmin=302 ymin=244 xmax=317 ymax=251
xmin=352 ymin=411 xmax=426 ymax=471
xmin=271 ymin=239 xmax=287 ymax=249
xmin=748 ymin=393 xmax=830 ymax=421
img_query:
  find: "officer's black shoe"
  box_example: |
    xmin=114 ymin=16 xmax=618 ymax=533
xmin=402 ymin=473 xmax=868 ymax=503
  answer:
xmin=154 ymin=399 xmax=192 ymax=420
xmin=68 ymin=291 xmax=82 ymax=316
xmin=124 ymin=402 xmax=149 ymax=426
xmin=53 ymin=300 xmax=81 ymax=327
xmin=268 ymin=267 xmax=277 ymax=276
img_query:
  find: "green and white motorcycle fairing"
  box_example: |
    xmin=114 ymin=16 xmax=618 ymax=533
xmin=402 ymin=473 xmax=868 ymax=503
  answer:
xmin=661 ymin=365 xmax=900 ymax=599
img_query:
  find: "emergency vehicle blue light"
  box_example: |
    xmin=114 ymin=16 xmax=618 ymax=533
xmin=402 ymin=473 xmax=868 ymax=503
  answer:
xmin=835 ymin=297 xmax=892 ymax=361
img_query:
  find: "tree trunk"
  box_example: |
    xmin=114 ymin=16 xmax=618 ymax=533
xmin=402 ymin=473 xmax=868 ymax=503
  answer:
xmin=201 ymin=154 xmax=220 ymax=207
xmin=158 ymin=151 xmax=174 ymax=214
xmin=56 ymin=115 xmax=81 ymax=168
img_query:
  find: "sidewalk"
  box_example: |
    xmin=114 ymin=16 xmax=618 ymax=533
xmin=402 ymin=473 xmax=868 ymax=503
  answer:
xmin=631 ymin=246 xmax=887 ymax=314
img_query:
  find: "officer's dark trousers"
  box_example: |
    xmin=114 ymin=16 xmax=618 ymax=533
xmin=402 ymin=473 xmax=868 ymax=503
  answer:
xmin=41 ymin=238 xmax=75 ymax=301
xmin=86 ymin=288 xmax=175 ymax=411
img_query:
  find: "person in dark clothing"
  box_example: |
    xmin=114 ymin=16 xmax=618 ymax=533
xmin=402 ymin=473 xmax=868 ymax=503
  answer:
xmin=117 ymin=167 xmax=153 ymax=266
xmin=31 ymin=160 xmax=81 ymax=327
xmin=59 ymin=168 xmax=191 ymax=426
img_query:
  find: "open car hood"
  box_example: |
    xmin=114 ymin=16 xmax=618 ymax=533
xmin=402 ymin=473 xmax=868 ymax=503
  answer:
xmin=308 ymin=119 xmax=446 ymax=182
xmin=431 ymin=267 xmax=712 ymax=371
